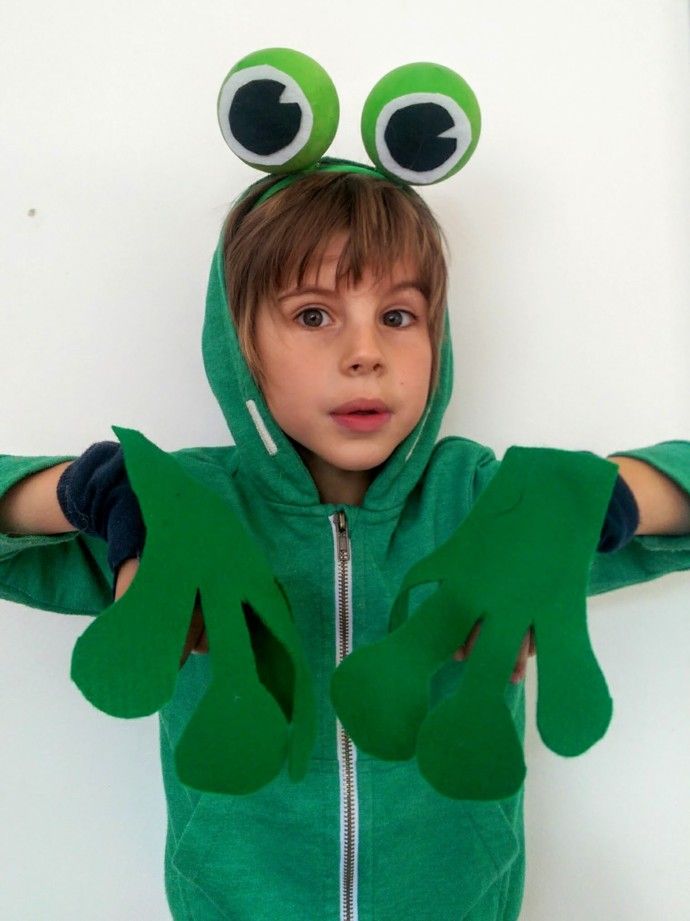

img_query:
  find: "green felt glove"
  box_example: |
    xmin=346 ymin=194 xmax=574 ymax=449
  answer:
xmin=330 ymin=447 xmax=619 ymax=800
xmin=71 ymin=426 xmax=316 ymax=795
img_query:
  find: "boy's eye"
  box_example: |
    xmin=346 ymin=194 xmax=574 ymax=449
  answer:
xmin=383 ymin=309 xmax=414 ymax=328
xmin=297 ymin=307 xmax=331 ymax=328
xmin=295 ymin=308 xmax=415 ymax=328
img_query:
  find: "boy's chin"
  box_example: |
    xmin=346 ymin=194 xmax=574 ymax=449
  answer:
xmin=287 ymin=435 xmax=388 ymax=475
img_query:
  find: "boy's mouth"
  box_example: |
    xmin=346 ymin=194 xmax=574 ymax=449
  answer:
xmin=330 ymin=399 xmax=392 ymax=433
xmin=331 ymin=399 xmax=390 ymax=415
xmin=331 ymin=410 xmax=392 ymax=432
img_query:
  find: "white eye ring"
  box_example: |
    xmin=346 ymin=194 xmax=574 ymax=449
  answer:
xmin=217 ymin=64 xmax=314 ymax=167
xmin=375 ymin=92 xmax=472 ymax=184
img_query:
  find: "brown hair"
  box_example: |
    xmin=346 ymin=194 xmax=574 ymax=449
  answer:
xmin=222 ymin=169 xmax=449 ymax=397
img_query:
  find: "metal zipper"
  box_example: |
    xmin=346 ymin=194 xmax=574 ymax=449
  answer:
xmin=333 ymin=509 xmax=358 ymax=921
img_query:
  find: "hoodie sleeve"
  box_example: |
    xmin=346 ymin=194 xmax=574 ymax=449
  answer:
xmin=586 ymin=441 xmax=690 ymax=596
xmin=469 ymin=440 xmax=690 ymax=597
xmin=0 ymin=455 xmax=113 ymax=616
xmin=0 ymin=444 xmax=239 ymax=618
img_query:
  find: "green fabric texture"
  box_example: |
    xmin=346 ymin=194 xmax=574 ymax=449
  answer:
xmin=252 ymin=158 xmax=395 ymax=208
xmin=331 ymin=446 xmax=619 ymax=801
xmin=1 ymin=213 xmax=690 ymax=917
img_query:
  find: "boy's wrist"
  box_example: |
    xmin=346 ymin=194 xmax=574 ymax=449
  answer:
xmin=596 ymin=473 xmax=640 ymax=553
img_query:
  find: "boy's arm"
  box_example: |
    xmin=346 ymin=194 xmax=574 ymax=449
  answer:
xmin=0 ymin=458 xmax=208 ymax=661
xmin=0 ymin=454 xmax=112 ymax=615
xmin=588 ymin=441 xmax=690 ymax=597
xmin=0 ymin=461 xmax=76 ymax=535
xmin=0 ymin=444 xmax=238 ymax=621
xmin=607 ymin=455 xmax=690 ymax=536
xmin=458 ymin=440 xmax=690 ymax=680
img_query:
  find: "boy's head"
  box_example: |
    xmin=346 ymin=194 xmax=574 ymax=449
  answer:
xmin=221 ymin=168 xmax=449 ymax=501
xmin=223 ymin=169 xmax=449 ymax=393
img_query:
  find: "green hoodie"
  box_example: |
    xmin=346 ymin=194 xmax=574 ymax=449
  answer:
xmin=2 ymin=226 xmax=690 ymax=921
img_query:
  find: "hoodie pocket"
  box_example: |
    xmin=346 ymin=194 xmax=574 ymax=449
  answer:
xmin=368 ymin=760 xmax=520 ymax=921
xmin=170 ymin=764 xmax=335 ymax=921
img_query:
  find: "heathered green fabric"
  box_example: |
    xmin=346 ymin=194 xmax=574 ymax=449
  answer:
xmin=2 ymin=225 xmax=690 ymax=920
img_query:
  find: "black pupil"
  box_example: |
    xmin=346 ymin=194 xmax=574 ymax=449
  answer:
xmin=229 ymin=79 xmax=302 ymax=155
xmin=384 ymin=102 xmax=457 ymax=172
xmin=303 ymin=309 xmax=322 ymax=326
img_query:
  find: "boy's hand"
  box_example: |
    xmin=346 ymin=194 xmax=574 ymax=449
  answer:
xmin=452 ymin=467 xmax=637 ymax=683
xmin=114 ymin=558 xmax=208 ymax=667
xmin=453 ymin=623 xmax=535 ymax=684
xmin=56 ymin=441 xmax=146 ymax=576
xmin=69 ymin=427 xmax=318 ymax=794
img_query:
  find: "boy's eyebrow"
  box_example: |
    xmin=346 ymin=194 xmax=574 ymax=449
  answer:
xmin=277 ymin=280 xmax=426 ymax=301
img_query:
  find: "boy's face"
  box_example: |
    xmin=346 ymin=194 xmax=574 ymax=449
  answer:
xmin=254 ymin=231 xmax=433 ymax=504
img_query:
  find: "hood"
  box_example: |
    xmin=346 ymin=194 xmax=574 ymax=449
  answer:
xmin=201 ymin=216 xmax=454 ymax=513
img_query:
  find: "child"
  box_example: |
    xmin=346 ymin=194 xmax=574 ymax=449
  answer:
xmin=2 ymin=163 xmax=690 ymax=921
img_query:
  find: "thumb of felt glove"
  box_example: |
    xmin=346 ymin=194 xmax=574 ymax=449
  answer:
xmin=56 ymin=441 xmax=146 ymax=579
xmin=597 ymin=473 xmax=639 ymax=553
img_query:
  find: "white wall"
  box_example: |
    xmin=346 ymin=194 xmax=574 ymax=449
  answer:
xmin=1 ymin=1 xmax=688 ymax=918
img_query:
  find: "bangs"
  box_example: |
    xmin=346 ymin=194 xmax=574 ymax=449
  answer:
xmin=222 ymin=170 xmax=449 ymax=394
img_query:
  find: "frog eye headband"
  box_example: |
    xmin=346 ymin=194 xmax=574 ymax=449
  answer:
xmin=217 ymin=47 xmax=481 ymax=208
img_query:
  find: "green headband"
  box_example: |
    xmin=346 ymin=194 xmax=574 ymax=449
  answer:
xmin=249 ymin=157 xmax=405 ymax=210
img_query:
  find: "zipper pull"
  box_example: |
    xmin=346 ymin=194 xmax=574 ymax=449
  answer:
xmin=336 ymin=510 xmax=350 ymax=562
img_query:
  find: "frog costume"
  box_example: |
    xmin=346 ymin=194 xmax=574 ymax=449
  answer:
xmin=2 ymin=48 xmax=690 ymax=921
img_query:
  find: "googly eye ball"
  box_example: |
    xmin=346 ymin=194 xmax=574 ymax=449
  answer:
xmin=361 ymin=62 xmax=481 ymax=185
xmin=217 ymin=48 xmax=340 ymax=173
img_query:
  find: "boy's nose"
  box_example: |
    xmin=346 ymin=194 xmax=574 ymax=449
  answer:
xmin=341 ymin=331 xmax=385 ymax=375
